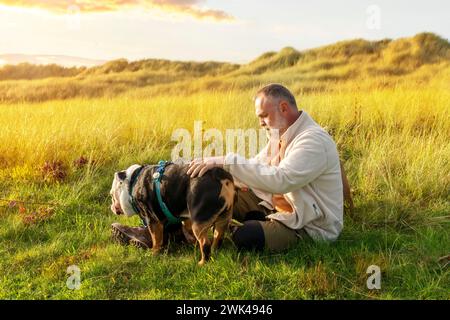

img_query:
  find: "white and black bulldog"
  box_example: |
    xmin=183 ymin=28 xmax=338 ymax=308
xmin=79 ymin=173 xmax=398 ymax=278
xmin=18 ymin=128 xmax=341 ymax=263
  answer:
xmin=110 ymin=162 xmax=235 ymax=265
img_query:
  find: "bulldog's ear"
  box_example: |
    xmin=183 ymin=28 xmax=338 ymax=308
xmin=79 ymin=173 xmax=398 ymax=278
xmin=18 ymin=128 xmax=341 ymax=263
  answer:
xmin=116 ymin=171 xmax=127 ymax=181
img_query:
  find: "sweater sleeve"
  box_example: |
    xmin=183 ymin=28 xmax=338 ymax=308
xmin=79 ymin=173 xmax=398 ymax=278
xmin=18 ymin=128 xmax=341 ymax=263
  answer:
xmin=224 ymin=133 xmax=327 ymax=194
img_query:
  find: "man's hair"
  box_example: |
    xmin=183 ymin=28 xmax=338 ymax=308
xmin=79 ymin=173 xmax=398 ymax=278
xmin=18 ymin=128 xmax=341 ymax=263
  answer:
xmin=254 ymin=83 xmax=297 ymax=108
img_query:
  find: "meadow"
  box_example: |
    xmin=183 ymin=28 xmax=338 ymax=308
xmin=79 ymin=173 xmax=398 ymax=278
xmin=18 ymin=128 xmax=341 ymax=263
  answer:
xmin=0 ymin=33 xmax=448 ymax=299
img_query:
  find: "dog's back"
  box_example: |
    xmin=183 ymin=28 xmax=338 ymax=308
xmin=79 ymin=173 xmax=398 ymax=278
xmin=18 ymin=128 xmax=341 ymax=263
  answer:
xmin=186 ymin=167 xmax=234 ymax=223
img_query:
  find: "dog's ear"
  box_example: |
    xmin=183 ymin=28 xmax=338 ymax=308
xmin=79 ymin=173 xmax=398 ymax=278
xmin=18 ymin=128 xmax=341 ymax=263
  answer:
xmin=116 ymin=170 xmax=127 ymax=181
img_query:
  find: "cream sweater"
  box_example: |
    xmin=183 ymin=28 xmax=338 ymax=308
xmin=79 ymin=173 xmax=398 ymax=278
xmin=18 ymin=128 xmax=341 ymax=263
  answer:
xmin=224 ymin=111 xmax=343 ymax=241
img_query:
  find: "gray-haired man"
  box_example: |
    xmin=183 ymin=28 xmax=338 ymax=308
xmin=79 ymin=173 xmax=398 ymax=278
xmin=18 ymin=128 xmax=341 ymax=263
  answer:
xmin=112 ymin=84 xmax=351 ymax=251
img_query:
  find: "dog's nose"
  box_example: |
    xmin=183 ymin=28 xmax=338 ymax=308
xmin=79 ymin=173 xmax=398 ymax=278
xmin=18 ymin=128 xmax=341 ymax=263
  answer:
xmin=111 ymin=204 xmax=123 ymax=215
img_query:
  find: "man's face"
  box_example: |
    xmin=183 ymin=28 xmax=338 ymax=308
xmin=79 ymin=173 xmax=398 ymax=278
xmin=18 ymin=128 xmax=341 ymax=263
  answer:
xmin=255 ymin=94 xmax=288 ymax=132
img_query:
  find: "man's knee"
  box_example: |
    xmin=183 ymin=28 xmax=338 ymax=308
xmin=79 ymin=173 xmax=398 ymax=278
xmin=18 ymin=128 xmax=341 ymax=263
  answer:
xmin=231 ymin=220 xmax=265 ymax=251
xmin=232 ymin=189 xmax=269 ymax=222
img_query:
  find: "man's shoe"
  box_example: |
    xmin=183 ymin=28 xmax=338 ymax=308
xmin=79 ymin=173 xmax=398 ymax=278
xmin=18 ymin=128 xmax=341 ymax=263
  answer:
xmin=111 ymin=223 xmax=152 ymax=250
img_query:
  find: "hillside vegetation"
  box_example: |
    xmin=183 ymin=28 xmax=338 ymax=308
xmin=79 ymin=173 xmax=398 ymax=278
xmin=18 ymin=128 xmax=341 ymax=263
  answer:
xmin=0 ymin=32 xmax=448 ymax=103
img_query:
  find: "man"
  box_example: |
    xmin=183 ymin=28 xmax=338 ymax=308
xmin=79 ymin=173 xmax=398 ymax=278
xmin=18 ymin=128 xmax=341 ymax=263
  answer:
xmin=187 ymin=83 xmax=344 ymax=251
xmin=112 ymin=84 xmax=345 ymax=251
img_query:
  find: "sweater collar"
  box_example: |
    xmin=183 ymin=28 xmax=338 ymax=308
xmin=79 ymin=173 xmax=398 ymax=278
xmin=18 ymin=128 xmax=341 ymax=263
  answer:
xmin=280 ymin=110 xmax=314 ymax=145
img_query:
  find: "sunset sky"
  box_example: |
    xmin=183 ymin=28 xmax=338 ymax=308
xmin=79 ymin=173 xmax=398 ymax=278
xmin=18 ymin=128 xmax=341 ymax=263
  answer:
xmin=0 ymin=0 xmax=449 ymax=63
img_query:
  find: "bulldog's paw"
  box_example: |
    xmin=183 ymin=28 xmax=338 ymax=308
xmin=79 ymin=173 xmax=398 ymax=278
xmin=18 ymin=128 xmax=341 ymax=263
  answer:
xmin=198 ymin=259 xmax=206 ymax=267
xmin=151 ymin=247 xmax=162 ymax=256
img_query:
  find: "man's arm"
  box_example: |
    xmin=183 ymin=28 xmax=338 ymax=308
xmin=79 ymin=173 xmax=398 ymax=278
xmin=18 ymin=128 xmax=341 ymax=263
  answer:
xmin=187 ymin=142 xmax=270 ymax=178
xmin=223 ymin=134 xmax=327 ymax=194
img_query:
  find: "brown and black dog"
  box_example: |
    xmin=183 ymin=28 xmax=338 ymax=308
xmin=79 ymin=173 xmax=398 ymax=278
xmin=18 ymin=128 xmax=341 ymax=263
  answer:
xmin=110 ymin=162 xmax=235 ymax=265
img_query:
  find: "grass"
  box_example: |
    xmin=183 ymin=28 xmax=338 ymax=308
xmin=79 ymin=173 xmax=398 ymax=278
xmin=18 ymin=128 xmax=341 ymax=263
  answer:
xmin=0 ymin=32 xmax=449 ymax=299
xmin=1 ymin=85 xmax=448 ymax=299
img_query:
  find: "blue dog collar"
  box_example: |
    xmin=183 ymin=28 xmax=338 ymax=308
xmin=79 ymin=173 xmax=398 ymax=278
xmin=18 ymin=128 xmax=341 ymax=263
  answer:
xmin=153 ymin=160 xmax=181 ymax=226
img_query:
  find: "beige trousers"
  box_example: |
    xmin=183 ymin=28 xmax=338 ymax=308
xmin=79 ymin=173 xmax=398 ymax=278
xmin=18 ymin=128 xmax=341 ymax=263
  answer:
xmin=233 ymin=188 xmax=309 ymax=252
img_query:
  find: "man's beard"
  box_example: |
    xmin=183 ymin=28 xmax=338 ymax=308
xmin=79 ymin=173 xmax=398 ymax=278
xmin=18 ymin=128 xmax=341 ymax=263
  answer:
xmin=266 ymin=127 xmax=281 ymax=142
xmin=266 ymin=117 xmax=288 ymax=139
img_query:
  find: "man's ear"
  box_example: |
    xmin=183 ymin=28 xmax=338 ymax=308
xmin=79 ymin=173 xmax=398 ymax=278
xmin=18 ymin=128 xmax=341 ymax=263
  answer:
xmin=279 ymin=100 xmax=289 ymax=113
xmin=116 ymin=171 xmax=127 ymax=181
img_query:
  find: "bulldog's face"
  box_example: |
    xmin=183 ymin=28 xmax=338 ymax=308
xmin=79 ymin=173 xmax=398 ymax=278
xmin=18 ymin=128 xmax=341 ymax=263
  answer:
xmin=109 ymin=164 xmax=141 ymax=217
xmin=110 ymin=170 xmax=127 ymax=215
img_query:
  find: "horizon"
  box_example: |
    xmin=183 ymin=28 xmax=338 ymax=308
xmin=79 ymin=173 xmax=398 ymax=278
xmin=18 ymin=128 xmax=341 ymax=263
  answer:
xmin=0 ymin=31 xmax=447 ymax=68
xmin=0 ymin=1 xmax=449 ymax=64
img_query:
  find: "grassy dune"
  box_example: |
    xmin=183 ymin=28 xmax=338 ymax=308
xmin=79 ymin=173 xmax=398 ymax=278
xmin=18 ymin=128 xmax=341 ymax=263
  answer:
xmin=0 ymin=33 xmax=449 ymax=299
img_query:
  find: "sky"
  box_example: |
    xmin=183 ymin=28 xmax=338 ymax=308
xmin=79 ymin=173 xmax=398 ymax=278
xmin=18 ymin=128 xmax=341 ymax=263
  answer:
xmin=0 ymin=0 xmax=449 ymax=63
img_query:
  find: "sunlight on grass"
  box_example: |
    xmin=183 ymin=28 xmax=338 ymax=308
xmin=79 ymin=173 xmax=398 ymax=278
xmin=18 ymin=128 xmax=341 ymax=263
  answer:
xmin=0 ymin=32 xmax=449 ymax=299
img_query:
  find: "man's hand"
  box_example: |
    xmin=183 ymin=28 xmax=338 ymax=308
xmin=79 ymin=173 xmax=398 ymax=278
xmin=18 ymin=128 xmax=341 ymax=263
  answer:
xmin=272 ymin=194 xmax=294 ymax=213
xmin=187 ymin=156 xmax=225 ymax=178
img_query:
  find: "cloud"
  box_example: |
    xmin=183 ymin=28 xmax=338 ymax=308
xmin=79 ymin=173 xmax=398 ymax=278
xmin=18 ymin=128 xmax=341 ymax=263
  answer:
xmin=0 ymin=0 xmax=234 ymax=21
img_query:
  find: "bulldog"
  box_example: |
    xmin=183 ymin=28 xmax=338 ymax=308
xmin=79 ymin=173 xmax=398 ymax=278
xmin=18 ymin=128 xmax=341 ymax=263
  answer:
xmin=110 ymin=162 xmax=235 ymax=266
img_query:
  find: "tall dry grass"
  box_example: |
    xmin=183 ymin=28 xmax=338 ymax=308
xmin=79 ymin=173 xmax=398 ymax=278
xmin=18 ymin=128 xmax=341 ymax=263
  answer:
xmin=1 ymin=82 xmax=448 ymax=221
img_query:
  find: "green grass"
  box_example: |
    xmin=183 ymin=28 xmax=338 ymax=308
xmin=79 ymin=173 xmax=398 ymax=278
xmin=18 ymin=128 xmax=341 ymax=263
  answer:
xmin=0 ymin=32 xmax=449 ymax=299
xmin=0 ymin=85 xmax=449 ymax=299
xmin=0 ymin=171 xmax=448 ymax=299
